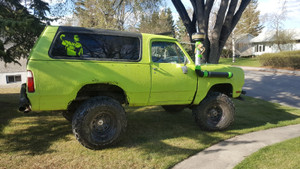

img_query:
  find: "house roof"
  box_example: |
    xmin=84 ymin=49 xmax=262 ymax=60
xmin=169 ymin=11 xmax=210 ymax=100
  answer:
xmin=235 ymin=34 xmax=255 ymax=43
xmin=0 ymin=58 xmax=27 ymax=73
xmin=251 ymin=29 xmax=300 ymax=43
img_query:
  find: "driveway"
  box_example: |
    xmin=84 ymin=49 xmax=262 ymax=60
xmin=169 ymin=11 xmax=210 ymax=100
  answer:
xmin=243 ymin=70 xmax=300 ymax=109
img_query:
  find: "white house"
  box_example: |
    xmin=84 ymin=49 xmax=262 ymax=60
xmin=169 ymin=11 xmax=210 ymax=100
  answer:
xmin=0 ymin=58 xmax=27 ymax=87
xmin=250 ymin=29 xmax=300 ymax=55
xmin=234 ymin=34 xmax=255 ymax=57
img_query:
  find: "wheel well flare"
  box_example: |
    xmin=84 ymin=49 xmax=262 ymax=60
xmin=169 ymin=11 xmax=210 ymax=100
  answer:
xmin=208 ymin=84 xmax=233 ymax=97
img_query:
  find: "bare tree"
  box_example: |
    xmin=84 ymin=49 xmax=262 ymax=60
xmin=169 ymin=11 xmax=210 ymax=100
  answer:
xmin=266 ymin=0 xmax=294 ymax=51
xmin=171 ymin=0 xmax=251 ymax=63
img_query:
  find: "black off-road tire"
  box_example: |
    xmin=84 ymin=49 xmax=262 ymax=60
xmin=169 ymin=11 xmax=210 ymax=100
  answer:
xmin=192 ymin=92 xmax=235 ymax=131
xmin=162 ymin=105 xmax=186 ymax=113
xmin=72 ymin=96 xmax=127 ymax=150
xmin=62 ymin=111 xmax=74 ymax=122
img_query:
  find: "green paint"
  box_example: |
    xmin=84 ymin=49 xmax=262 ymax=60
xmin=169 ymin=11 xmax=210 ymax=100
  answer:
xmin=228 ymin=72 xmax=233 ymax=78
xmin=203 ymin=71 xmax=209 ymax=77
xmin=195 ymin=65 xmax=201 ymax=70
xmin=60 ymin=34 xmax=83 ymax=56
xmin=26 ymin=26 xmax=244 ymax=111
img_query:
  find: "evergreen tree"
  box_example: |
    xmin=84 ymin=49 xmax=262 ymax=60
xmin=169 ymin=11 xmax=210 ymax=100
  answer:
xmin=235 ymin=0 xmax=263 ymax=36
xmin=139 ymin=14 xmax=149 ymax=33
xmin=176 ymin=19 xmax=188 ymax=41
xmin=0 ymin=0 xmax=50 ymax=64
xmin=138 ymin=8 xmax=174 ymax=36
xmin=151 ymin=11 xmax=160 ymax=33
xmin=175 ymin=19 xmax=193 ymax=56
xmin=166 ymin=8 xmax=175 ymax=35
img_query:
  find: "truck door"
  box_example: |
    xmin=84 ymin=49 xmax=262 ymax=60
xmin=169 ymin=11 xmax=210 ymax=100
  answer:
xmin=149 ymin=41 xmax=197 ymax=105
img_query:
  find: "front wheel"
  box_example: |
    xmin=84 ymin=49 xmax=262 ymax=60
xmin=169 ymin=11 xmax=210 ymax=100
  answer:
xmin=72 ymin=96 xmax=127 ymax=150
xmin=62 ymin=111 xmax=74 ymax=122
xmin=192 ymin=92 xmax=235 ymax=131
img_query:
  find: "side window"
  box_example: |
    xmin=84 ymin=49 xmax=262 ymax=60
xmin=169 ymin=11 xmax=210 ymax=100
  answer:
xmin=51 ymin=33 xmax=140 ymax=61
xmin=151 ymin=42 xmax=185 ymax=63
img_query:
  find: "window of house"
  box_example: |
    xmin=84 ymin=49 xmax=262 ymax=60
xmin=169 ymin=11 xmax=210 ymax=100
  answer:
xmin=51 ymin=33 xmax=141 ymax=61
xmin=151 ymin=42 xmax=185 ymax=63
xmin=256 ymin=45 xmax=265 ymax=52
xmin=6 ymin=75 xmax=22 ymax=84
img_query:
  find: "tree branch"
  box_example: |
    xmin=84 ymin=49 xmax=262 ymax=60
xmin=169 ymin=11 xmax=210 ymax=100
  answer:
xmin=231 ymin=0 xmax=251 ymax=29
xmin=171 ymin=0 xmax=196 ymax=36
xmin=204 ymin=0 xmax=214 ymax=25
xmin=219 ymin=0 xmax=238 ymax=46
xmin=212 ymin=0 xmax=229 ymax=38
xmin=219 ymin=0 xmax=250 ymax=49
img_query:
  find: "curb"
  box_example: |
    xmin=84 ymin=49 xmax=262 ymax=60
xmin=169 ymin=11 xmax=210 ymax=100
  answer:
xmin=236 ymin=66 xmax=300 ymax=76
xmin=173 ymin=124 xmax=300 ymax=169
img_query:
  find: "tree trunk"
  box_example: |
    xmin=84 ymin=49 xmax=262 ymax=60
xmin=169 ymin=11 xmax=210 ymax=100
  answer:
xmin=172 ymin=0 xmax=250 ymax=63
xmin=209 ymin=40 xmax=220 ymax=63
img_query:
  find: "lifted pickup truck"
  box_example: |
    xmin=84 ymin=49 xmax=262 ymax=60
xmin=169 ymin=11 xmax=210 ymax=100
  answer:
xmin=19 ymin=26 xmax=244 ymax=150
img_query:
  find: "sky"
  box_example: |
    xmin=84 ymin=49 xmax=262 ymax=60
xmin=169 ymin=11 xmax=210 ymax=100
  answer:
xmin=256 ymin=0 xmax=300 ymax=29
xmin=166 ymin=0 xmax=300 ymax=30
xmin=47 ymin=0 xmax=300 ymax=30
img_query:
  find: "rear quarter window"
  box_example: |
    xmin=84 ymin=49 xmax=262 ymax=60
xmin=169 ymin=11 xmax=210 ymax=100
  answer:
xmin=50 ymin=33 xmax=141 ymax=61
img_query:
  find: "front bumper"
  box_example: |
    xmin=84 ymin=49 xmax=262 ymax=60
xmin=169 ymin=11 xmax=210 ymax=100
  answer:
xmin=19 ymin=83 xmax=31 ymax=113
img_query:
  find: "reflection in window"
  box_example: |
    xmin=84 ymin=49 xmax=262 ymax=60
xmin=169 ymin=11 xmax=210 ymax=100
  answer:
xmin=151 ymin=42 xmax=185 ymax=63
xmin=51 ymin=33 xmax=140 ymax=61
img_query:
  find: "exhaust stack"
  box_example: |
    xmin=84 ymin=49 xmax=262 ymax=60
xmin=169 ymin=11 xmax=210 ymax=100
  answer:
xmin=192 ymin=32 xmax=233 ymax=79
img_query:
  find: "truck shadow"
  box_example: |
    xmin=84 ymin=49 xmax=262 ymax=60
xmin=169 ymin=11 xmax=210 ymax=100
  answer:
xmin=0 ymin=93 xmax=22 ymax=135
xmin=0 ymin=93 xmax=71 ymax=155
xmin=232 ymin=96 xmax=300 ymax=130
xmin=119 ymin=97 xmax=300 ymax=157
xmin=1 ymin=93 xmax=299 ymax=158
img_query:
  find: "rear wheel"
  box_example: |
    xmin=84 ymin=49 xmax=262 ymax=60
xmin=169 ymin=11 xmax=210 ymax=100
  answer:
xmin=192 ymin=92 xmax=235 ymax=131
xmin=72 ymin=96 xmax=127 ymax=150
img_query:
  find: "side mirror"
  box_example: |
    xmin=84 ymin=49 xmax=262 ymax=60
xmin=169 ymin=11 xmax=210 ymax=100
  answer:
xmin=181 ymin=65 xmax=188 ymax=74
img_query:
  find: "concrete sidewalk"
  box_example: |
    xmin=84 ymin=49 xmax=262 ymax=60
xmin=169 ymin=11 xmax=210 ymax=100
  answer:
xmin=237 ymin=66 xmax=300 ymax=76
xmin=173 ymin=124 xmax=300 ymax=169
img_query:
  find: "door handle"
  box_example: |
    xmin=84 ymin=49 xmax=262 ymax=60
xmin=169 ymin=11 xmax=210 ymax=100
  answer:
xmin=153 ymin=68 xmax=158 ymax=71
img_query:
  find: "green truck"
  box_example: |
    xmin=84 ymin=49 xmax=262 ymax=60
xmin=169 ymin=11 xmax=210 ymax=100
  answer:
xmin=19 ymin=26 xmax=245 ymax=150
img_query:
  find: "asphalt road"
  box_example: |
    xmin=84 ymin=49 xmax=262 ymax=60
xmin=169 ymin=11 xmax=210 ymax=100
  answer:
xmin=243 ymin=70 xmax=300 ymax=109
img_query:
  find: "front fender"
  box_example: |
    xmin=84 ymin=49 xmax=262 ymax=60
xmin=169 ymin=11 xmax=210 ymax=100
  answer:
xmin=193 ymin=65 xmax=245 ymax=105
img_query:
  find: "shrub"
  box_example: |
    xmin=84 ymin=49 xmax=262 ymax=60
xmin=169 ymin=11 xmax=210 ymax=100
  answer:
xmin=258 ymin=50 xmax=300 ymax=69
xmin=221 ymin=49 xmax=233 ymax=58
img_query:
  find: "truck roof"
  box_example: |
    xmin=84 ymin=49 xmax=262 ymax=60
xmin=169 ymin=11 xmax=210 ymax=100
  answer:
xmin=53 ymin=26 xmax=176 ymax=41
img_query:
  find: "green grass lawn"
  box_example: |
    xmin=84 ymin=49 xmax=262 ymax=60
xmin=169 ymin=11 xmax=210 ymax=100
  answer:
xmin=235 ymin=136 xmax=300 ymax=169
xmin=1 ymin=93 xmax=300 ymax=168
xmin=219 ymin=57 xmax=261 ymax=67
